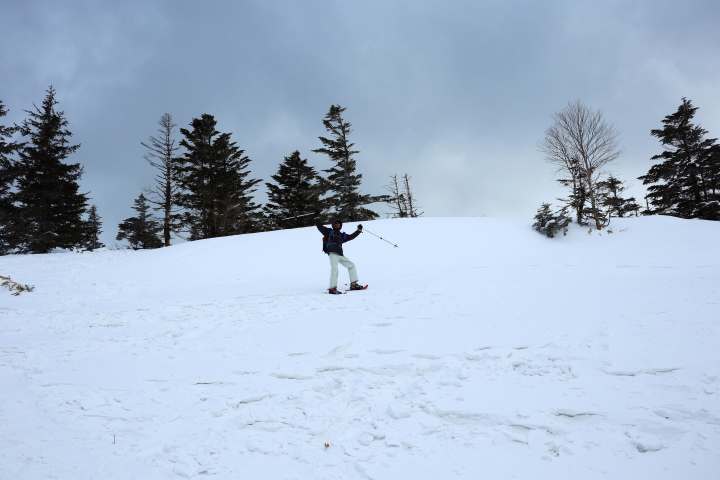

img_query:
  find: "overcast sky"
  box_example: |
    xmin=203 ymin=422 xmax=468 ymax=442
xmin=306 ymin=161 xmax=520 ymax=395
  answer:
xmin=2 ymin=0 xmax=719 ymax=246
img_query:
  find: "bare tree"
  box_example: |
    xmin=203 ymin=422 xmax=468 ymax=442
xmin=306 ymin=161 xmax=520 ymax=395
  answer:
xmin=401 ymin=174 xmax=423 ymax=217
xmin=538 ymin=101 xmax=624 ymax=229
xmin=384 ymin=174 xmax=406 ymax=217
xmin=384 ymin=173 xmax=423 ymax=218
xmin=142 ymin=113 xmax=181 ymax=246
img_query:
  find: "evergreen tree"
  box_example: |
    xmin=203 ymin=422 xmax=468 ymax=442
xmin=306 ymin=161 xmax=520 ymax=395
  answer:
xmin=176 ymin=114 xmax=262 ymax=240
xmin=142 ymin=113 xmax=182 ymax=246
xmin=263 ymin=150 xmax=323 ymax=230
xmin=639 ymin=98 xmax=720 ymax=220
xmin=0 ymin=100 xmax=21 ymax=255
xmin=554 ymin=157 xmax=588 ymax=225
xmin=312 ymin=105 xmax=384 ymax=221
xmin=81 ymin=204 xmax=105 ymax=251
xmin=116 ymin=194 xmax=163 ymax=250
xmin=596 ymin=175 xmax=640 ymax=218
xmin=533 ymin=203 xmax=571 ymax=238
xmin=15 ymin=86 xmax=88 ymax=253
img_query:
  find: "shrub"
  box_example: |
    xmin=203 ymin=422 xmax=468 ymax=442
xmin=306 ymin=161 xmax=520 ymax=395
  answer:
xmin=1 ymin=275 xmax=35 ymax=296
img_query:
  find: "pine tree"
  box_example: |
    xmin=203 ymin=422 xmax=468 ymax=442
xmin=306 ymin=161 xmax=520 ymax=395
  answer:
xmin=14 ymin=86 xmax=88 ymax=253
xmin=639 ymin=98 xmax=720 ymax=220
xmin=0 ymin=100 xmax=21 ymax=255
xmin=312 ymin=105 xmax=384 ymax=221
xmin=263 ymin=150 xmax=323 ymax=230
xmin=116 ymin=194 xmax=163 ymax=250
xmin=142 ymin=113 xmax=182 ymax=246
xmin=81 ymin=205 xmax=105 ymax=251
xmin=176 ymin=114 xmax=262 ymax=240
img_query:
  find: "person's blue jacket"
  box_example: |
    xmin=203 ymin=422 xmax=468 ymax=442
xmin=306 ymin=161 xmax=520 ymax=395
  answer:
xmin=315 ymin=217 xmax=360 ymax=256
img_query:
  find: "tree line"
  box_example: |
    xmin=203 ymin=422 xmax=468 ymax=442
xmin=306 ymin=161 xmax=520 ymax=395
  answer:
xmin=0 ymin=87 xmax=421 ymax=254
xmin=533 ymin=98 xmax=720 ymax=237
xmin=2 ymin=87 xmax=718 ymax=253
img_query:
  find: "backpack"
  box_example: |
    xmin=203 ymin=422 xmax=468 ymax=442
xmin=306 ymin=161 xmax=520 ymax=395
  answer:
xmin=322 ymin=229 xmax=334 ymax=253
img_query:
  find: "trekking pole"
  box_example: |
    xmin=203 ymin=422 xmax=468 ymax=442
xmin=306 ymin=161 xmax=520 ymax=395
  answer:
xmin=363 ymin=228 xmax=399 ymax=248
xmin=279 ymin=212 xmax=318 ymax=222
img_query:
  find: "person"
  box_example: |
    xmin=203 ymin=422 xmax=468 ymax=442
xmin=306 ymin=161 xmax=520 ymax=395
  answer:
xmin=315 ymin=212 xmax=364 ymax=294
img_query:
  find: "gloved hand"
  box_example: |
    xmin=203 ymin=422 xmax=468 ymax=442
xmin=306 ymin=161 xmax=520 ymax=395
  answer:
xmin=314 ymin=210 xmax=320 ymax=217
xmin=357 ymin=224 xmax=363 ymax=232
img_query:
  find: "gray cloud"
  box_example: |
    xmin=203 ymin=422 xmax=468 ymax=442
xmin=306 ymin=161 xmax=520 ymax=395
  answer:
xmin=2 ymin=0 xmax=719 ymax=245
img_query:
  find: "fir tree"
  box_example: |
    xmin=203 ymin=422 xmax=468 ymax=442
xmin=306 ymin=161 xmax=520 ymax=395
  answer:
xmin=14 ymin=86 xmax=88 ymax=253
xmin=116 ymin=194 xmax=163 ymax=250
xmin=142 ymin=113 xmax=182 ymax=246
xmin=0 ymin=100 xmax=21 ymax=255
xmin=81 ymin=205 xmax=105 ymax=251
xmin=554 ymin=157 xmax=588 ymax=225
xmin=639 ymin=98 xmax=720 ymax=220
xmin=533 ymin=203 xmax=571 ymax=238
xmin=312 ymin=105 xmax=384 ymax=221
xmin=263 ymin=150 xmax=323 ymax=230
xmin=596 ymin=175 xmax=640 ymax=218
xmin=176 ymin=114 xmax=262 ymax=240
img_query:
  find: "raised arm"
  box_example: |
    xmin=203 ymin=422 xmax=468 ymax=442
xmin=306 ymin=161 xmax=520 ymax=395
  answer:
xmin=345 ymin=224 xmax=362 ymax=242
xmin=315 ymin=215 xmax=330 ymax=235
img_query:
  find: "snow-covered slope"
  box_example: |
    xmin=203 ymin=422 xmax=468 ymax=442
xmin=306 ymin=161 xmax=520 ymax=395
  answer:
xmin=1 ymin=217 xmax=719 ymax=479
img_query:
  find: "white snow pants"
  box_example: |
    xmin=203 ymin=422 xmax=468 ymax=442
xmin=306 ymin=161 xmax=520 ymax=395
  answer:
xmin=328 ymin=253 xmax=358 ymax=289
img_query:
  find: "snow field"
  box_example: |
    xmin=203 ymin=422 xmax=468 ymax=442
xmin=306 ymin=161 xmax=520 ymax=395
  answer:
xmin=1 ymin=216 xmax=719 ymax=479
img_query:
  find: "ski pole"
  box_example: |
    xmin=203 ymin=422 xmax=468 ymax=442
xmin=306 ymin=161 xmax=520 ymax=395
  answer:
xmin=363 ymin=228 xmax=399 ymax=248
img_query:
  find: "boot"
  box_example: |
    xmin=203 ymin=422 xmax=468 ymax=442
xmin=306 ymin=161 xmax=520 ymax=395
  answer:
xmin=328 ymin=286 xmax=342 ymax=295
xmin=349 ymin=281 xmax=365 ymax=290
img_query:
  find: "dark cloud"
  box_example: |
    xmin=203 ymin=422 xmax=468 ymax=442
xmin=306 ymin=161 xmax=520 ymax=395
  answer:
xmin=2 ymin=0 xmax=719 ymax=245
